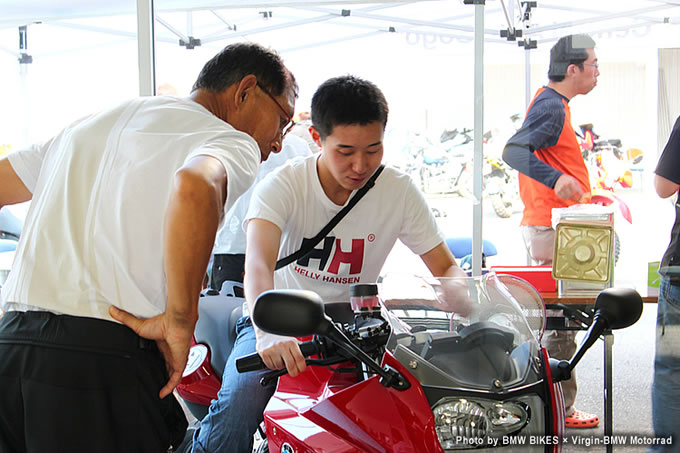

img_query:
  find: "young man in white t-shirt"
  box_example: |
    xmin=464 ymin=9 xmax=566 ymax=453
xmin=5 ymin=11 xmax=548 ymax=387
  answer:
xmin=192 ymin=75 xmax=470 ymax=452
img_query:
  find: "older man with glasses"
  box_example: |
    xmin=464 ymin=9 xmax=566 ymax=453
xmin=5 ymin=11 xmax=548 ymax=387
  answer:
xmin=0 ymin=42 xmax=297 ymax=452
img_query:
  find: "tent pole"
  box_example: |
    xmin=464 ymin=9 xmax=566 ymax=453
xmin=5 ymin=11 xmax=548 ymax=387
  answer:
xmin=136 ymin=0 xmax=155 ymax=96
xmin=525 ymin=47 xmax=531 ymax=111
xmin=472 ymin=0 xmax=485 ymax=277
xmin=18 ymin=25 xmax=31 ymax=146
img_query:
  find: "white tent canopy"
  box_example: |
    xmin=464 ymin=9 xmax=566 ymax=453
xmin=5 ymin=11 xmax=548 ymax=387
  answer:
xmin=2 ymin=0 xmax=679 ymax=274
xmin=3 ymin=1 xmax=680 ymax=51
xmin=3 ymin=1 xmax=680 ymax=41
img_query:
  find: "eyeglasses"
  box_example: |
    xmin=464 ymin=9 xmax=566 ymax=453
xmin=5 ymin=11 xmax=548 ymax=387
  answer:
xmin=257 ymin=84 xmax=295 ymax=138
xmin=583 ymin=63 xmax=599 ymax=69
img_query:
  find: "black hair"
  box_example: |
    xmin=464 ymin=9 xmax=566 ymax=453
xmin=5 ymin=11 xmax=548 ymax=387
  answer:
xmin=311 ymin=75 xmax=389 ymax=140
xmin=548 ymin=34 xmax=596 ymax=82
xmin=192 ymin=42 xmax=297 ymax=97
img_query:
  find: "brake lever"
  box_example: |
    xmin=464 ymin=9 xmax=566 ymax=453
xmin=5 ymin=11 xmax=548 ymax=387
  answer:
xmin=259 ymin=369 xmax=287 ymax=387
xmin=259 ymin=355 xmax=350 ymax=386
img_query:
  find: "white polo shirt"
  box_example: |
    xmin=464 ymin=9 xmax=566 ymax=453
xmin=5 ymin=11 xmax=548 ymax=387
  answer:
xmin=214 ymin=134 xmax=312 ymax=255
xmin=2 ymin=96 xmax=260 ymax=321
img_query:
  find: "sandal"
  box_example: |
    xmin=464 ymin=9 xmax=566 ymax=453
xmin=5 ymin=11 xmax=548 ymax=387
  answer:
xmin=565 ymin=410 xmax=600 ymax=428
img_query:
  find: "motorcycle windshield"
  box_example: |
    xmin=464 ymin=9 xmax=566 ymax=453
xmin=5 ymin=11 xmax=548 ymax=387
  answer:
xmin=380 ymin=272 xmax=545 ymax=390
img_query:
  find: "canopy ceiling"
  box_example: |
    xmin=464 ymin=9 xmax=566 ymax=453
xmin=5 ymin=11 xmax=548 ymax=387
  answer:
xmin=2 ymin=0 xmax=680 ymax=52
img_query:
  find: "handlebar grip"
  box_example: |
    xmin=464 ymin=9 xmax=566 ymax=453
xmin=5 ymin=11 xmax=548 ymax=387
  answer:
xmin=298 ymin=340 xmax=320 ymax=358
xmin=236 ymin=340 xmax=320 ymax=373
xmin=236 ymin=353 xmax=266 ymax=372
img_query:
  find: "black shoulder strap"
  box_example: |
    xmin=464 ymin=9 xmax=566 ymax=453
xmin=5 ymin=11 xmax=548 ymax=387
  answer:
xmin=275 ymin=164 xmax=385 ymax=270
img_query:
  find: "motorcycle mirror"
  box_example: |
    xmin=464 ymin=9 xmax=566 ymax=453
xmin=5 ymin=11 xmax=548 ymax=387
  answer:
xmin=252 ymin=289 xmax=333 ymax=337
xmin=253 ymin=289 xmax=412 ymax=390
xmin=550 ymin=287 xmax=643 ymax=382
xmin=593 ymin=287 xmax=643 ymax=330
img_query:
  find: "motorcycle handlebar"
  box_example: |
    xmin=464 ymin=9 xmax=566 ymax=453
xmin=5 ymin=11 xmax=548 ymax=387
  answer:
xmin=235 ymin=340 xmax=320 ymax=373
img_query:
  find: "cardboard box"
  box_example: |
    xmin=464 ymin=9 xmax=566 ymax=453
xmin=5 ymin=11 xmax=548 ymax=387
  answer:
xmin=648 ymin=261 xmax=661 ymax=297
xmin=489 ymin=265 xmax=557 ymax=293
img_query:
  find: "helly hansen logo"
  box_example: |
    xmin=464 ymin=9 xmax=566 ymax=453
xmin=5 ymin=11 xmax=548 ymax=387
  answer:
xmin=297 ymin=236 xmax=365 ymax=275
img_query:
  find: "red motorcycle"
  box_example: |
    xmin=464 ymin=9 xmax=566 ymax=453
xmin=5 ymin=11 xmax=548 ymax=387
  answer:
xmin=178 ymin=273 xmax=642 ymax=452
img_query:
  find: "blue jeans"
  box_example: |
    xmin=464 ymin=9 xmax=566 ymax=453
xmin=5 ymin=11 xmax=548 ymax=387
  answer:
xmin=651 ymin=278 xmax=680 ymax=452
xmin=192 ymin=316 xmax=277 ymax=453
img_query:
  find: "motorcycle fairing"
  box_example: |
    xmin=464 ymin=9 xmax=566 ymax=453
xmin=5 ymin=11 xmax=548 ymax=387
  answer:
xmin=264 ymin=352 xmax=444 ymax=453
xmin=275 ymin=356 xmax=359 ymax=402
xmin=390 ymin=329 xmax=536 ymax=391
xmin=176 ymin=339 xmax=222 ymax=407
xmin=381 ymin=274 xmax=540 ymax=390
xmin=541 ymin=347 xmax=564 ymax=453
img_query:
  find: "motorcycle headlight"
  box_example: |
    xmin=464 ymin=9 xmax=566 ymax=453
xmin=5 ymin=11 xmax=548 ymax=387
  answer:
xmin=433 ymin=398 xmax=529 ymax=450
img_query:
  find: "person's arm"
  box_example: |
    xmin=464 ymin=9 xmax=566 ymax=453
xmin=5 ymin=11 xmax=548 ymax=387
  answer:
xmin=502 ymin=101 xmax=563 ymax=185
xmin=244 ymin=218 xmax=306 ymax=377
xmin=419 ymin=242 xmax=474 ymax=316
xmin=654 ymin=175 xmax=679 ymax=199
xmin=502 ymin=96 xmax=585 ymax=202
xmin=244 ymin=218 xmax=280 ymax=312
xmin=502 ymin=142 xmax=562 ymax=188
xmin=110 ymin=154 xmax=227 ymax=398
xmin=655 ymin=117 xmax=680 ymax=199
xmin=504 ymin=142 xmax=585 ymax=202
xmin=420 ymin=242 xmax=466 ymax=278
xmin=0 ymin=158 xmax=32 ymax=208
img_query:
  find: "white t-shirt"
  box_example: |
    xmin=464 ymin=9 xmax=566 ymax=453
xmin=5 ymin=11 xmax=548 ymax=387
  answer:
xmin=2 ymin=96 xmax=260 ymax=321
xmin=214 ymin=134 xmax=312 ymax=255
xmin=245 ymin=154 xmax=444 ymax=303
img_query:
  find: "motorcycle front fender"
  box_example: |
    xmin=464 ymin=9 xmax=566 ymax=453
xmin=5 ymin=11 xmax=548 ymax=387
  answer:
xmin=590 ymin=192 xmax=632 ymax=224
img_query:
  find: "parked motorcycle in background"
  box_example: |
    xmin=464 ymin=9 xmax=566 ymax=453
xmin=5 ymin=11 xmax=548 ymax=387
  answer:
xmin=445 ymin=124 xmax=523 ymax=219
xmin=483 ymin=155 xmax=521 ymax=218
xmin=392 ymin=114 xmax=523 ymax=218
xmin=579 ymin=123 xmax=643 ymax=164
xmin=399 ymin=131 xmax=473 ymax=197
xmin=578 ymin=123 xmax=644 ymax=193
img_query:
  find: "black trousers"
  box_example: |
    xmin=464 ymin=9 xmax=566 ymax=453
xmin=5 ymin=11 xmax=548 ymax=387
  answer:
xmin=0 ymin=311 xmax=187 ymax=453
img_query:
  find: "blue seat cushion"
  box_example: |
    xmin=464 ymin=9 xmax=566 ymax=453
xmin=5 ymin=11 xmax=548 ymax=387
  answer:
xmin=445 ymin=237 xmax=498 ymax=259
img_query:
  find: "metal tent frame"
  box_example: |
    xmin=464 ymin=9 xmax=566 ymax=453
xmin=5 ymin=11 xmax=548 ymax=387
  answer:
xmin=3 ymin=0 xmax=680 ymax=274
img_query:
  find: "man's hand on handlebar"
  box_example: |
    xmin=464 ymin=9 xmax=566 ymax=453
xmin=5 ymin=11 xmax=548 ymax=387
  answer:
xmin=259 ymin=340 xmax=307 ymax=377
